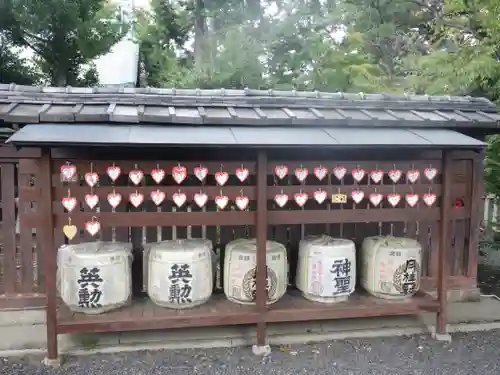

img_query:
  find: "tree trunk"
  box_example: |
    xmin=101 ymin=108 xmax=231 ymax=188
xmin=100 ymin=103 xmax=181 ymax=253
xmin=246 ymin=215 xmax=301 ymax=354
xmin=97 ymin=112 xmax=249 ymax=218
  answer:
xmin=193 ymin=0 xmax=207 ymax=71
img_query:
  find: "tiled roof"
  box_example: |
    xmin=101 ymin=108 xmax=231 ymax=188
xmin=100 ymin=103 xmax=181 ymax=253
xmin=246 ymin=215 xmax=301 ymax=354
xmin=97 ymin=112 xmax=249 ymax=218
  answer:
xmin=0 ymin=84 xmax=499 ymax=128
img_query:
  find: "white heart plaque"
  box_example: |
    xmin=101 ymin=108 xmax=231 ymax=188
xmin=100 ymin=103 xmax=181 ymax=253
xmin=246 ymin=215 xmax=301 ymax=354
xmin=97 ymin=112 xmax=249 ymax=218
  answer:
xmin=274 ymin=165 xmax=288 ymax=180
xmin=405 ymin=193 xmax=419 ymax=207
xmin=313 ymin=190 xmax=327 ymax=204
xmin=215 ymin=195 xmax=229 ymax=210
xmin=84 ymin=194 xmax=99 ymax=209
xmin=107 ymin=192 xmax=122 ymax=208
xmin=62 ymin=197 xmax=77 ymax=212
xmin=150 ymin=190 xmax=165 ymax=206
xmin=423 ymin=193 xmax=436 ymax=207
xmin=351 ymin=190 xmax=364 ymax=204
xmin=294 ymin=192 xmax=308 ymax=207
xmin=387 ymin=193 xmax=401 ymax=207
xmin=274 ymin=194 xmax=288 ymax=208
xmin=172 ymin=192 xmax=187 ymax=207
xmin=215 ymin=172 xmax=229 ymax=186
xmin=235 ymin=196 xmax=249 ymax=211
xmin=85 ymin=220 xmax=100 ymax=236
xmin=369 ymin=193 xmax=383 ymax=207
xmin=194 ymin=192 xmax=208 ymax=208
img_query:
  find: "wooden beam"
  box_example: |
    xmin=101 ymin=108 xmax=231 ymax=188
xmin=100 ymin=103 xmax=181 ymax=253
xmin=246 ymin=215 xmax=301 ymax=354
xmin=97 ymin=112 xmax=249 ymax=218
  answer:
xmin=467 ymin=151 xmax=484 ymax=278
xmin=437 ymin=150 xmax=452 ymax=334
xmin=39 ymin=148 xmax=58 ymax=360
xmin=255 ymin=150 xmax=268 ymax=346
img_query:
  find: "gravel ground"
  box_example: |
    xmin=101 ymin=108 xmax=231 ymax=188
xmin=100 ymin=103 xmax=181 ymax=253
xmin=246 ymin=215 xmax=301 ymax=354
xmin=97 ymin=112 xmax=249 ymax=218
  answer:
xmin=2 ymin=330 xmax=500 ymax=375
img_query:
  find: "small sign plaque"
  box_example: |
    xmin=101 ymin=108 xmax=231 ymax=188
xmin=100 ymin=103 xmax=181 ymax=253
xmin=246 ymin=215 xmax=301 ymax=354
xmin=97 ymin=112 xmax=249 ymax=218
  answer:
xmin=332 ymin=194 xmax=347 ymax=204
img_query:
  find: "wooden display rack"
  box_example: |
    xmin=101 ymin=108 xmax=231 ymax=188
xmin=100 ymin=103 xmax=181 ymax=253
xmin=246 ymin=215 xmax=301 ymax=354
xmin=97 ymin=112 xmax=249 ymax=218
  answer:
xmin=0 ymin=86 xmax=491 ymax=362
xmin=27 ymin=147 xmax=473 ymax=361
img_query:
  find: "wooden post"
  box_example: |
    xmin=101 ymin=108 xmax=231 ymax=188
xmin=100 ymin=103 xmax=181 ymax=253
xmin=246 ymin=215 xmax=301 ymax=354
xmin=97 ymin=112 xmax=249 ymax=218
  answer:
xmin=437 ymin=150 xmax=451 ymax=335
xmin=255 ymin=150 xmax=268 ymax=346
xmin=39 ymin=148 xmax=58 ymax=360
xmin=467 ymin=150 xmax=485 ymax=278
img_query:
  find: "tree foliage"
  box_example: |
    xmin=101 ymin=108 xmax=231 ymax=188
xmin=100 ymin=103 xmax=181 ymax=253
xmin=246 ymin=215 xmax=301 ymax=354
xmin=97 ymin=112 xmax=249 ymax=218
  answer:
xmin=0 ymin=0 xmax=127 ymax=85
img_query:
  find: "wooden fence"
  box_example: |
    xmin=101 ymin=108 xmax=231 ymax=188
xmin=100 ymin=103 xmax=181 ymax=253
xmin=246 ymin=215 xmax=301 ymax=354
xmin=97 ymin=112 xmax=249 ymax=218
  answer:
xmin=0 ymin=151 xmax=482 ymax=310
xmin=0 ymin=158 xmax=45 ymax=309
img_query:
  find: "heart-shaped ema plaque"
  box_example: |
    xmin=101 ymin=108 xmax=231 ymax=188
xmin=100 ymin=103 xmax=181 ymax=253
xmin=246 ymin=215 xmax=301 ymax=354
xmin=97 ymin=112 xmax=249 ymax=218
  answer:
xmin=129 ymin=170 xmax=144 ymax=185
xmin=405 ymin=193 xmax=419 ymax=207
xmin=424 ymin=167 xmax=438 ymax=181
xmin=150 ymin=190 xmax=165 ymax=206
xmin=294 ymin=192 xmax=308 ymax=207
xmin=369 ymin=193 xmax=383 ymax=207
xmin=406 ymin=170 xmax=420 ymax=184
xmin=151 ymin=168 xmax=166 ymax=184
xmin=274 ymin=165 xmax=288 ymax=180
xmin=129 ymin=192 xmax=144 ymax=208
xmin=61 ymin=197 xmax=77 ymax=212
xmin=235 ymin=196 xmax=249 ymax=211
xmin=63 ymin=224 xmax=78 ymax=240
xmin=172 ymin=192 xmax=187 ymax=208
xmin=313 ymin=166 xmax=328 ymax=181
xmin=387 ymin=193 xmax=401 ymax=207
xmin=236 ymin=168 xmax=249 ymax=183
xmin=351 ymin=190 xmax=364 ymax=204
xmin=215 ymin=195 xmax=229 ymax=210
xmin=84 ymin=172 xmax=99 ymax=187
xmin=352 ymin=168 xmax=366 ymax=183
xmin=107 ymin=192 xmax=122 ymax=208
xmin=85 ymin=220 xmax=100 ymax=236
xmin=194 ymin=167 xmax=208 ymax=182
xmin=388 ymin=169 xmax=402 ymax=183
xmin=84 ymin=194 xmax=99 ymax=210
xmin=423 ymin=193 xmax=436 ymax=207
xmin=215 ymin=171 xmax=229 ymax=186
xmin=295 ymin=168 xmax=309 ymax=183
xmin=172 ymin=166 xmax=187 ymax=184
xmin=194 ymin=192 xmax=208 ymax=208
xmin=274 ymin=193 xmax=288 ymax=208
xmin=106 ymin=165 xmax=121 ymax=182
xmin=333 ymin=166 xmax=347 ymax=180
xmin=313 ymin=190 xmax=328 ymax=204
xmin=370 ymin=170 xmax=384 ymax=184
xmin=60 ymin=164 xmax=76 ymax=180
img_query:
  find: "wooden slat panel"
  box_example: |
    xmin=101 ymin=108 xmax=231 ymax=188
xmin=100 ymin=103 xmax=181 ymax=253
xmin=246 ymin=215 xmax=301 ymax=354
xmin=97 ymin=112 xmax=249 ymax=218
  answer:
xmin=18 ymin=160 xmax=35 ymax=293
xmin=1 ymin=164 xmax=17 ymax=293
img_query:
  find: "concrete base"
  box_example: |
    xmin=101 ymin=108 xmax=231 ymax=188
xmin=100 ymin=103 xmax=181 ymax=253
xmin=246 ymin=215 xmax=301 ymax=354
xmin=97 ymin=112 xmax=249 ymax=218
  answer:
xmin=42 ymin=357 xmax=61 ymax=367
xmin=2 ymin=295 xmax=500 ymax=357
xmin=252 ymin=344 xmax=271 ymax=356
xmin=424 ymin=287 xmax=481 ymax=303
xmin=432 ymin=332 xmax=452 ymax=342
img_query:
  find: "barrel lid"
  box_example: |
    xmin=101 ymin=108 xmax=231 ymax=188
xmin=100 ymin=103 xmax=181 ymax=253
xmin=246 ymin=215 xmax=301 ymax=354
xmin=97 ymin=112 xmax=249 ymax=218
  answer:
xmin=149 ymin=238 xmax=213 ymax=252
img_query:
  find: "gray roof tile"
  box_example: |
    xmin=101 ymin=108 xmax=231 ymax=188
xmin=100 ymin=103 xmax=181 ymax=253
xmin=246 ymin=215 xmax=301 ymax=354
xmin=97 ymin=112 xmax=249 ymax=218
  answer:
xmin=0 ymin=84 xmax=498 ymax=129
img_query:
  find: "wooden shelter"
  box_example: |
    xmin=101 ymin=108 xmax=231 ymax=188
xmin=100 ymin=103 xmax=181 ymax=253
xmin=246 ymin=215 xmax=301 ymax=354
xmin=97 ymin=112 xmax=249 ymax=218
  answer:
xmin=1 ymin=84 xmax=499 ymax=361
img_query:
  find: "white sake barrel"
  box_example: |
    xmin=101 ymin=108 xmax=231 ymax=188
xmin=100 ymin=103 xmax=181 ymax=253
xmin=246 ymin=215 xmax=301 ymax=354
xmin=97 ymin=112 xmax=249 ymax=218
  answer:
xmin=361 ymin=236 xmax=422 ymax=300
xmin=224 ymin=238 xmax=287 ymax=305
xmin=57 ymin=241 xmax=133 ymax=315
xmin=296 ymin=235 xmax=356 ymax=303
xmin=146 ymin=239 xmax=213 ymax=309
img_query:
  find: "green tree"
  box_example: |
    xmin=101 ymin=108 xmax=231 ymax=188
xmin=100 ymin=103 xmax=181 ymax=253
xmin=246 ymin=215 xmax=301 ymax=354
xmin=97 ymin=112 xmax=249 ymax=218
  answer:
xmin=1 ymin=0 xmax=127 ymax=86
xmin=0 ymin=35 xmax=40 ymax=84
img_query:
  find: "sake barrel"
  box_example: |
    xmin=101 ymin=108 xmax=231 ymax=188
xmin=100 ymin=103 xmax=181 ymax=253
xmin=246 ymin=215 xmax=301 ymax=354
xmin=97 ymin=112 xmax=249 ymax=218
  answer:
xmin=223 ymin=238 xmax=288 ymax=305
xmin=360 ymin=236 xmax=422 ymax=300
xmin=296 ymin=235 xmax=356 ymax=303
xmin=146 ymin=239 xmax=214 ymax=309
xmin=57 ymin=241 xmax=133 ymax=315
